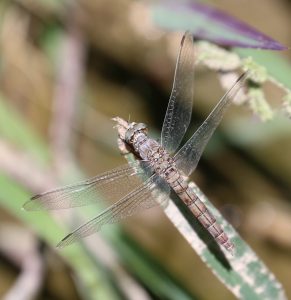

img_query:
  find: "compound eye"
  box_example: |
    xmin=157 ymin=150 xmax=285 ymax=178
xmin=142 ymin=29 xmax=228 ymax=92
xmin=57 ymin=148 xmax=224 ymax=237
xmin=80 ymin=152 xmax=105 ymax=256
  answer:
xmin=125 ymin=128 xmax=134 ymax=144
xmin=125 ymin=122 xmax=148 ymax=144
xmin=136 ymin=123 xmax=148 ymax=135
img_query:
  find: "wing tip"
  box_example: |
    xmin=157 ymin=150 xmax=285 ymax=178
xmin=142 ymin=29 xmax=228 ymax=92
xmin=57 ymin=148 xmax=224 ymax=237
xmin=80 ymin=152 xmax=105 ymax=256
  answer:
xmin=22 ymin=200 xmax=33 ymax=211
xmin=236 ymin=70 xmax=250 ymax=84
xmin=56 ymin=233 xmax=73 ymax=249
xmin=56 ymin=239 xmax=67 ymax=249
xmin=181 ymin=31 xmax=193 ymax=46
xmin=22 ymin=199 xmax=43 ymax=211
xmin=23 ymin=193 xmax=44 ymax=210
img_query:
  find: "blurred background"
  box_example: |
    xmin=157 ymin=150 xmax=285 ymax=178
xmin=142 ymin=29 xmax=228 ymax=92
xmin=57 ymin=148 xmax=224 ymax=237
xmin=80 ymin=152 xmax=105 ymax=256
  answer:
xmin=0 ymin=0 xmax=291 ymax=299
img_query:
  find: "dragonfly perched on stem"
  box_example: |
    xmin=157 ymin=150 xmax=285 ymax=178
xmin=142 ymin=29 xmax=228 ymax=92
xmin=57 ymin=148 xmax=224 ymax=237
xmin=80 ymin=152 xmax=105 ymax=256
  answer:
xmin=24 ymin=32 xmax=249 ymax=252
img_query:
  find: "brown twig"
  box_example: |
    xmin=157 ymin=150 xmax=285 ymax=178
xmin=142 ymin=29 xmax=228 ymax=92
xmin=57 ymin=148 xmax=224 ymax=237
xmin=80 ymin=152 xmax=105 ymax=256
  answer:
xmin=49 ymin=9 xmax=86 ymax=175
xmin=0 ymin=225 xmax=44 ymax=300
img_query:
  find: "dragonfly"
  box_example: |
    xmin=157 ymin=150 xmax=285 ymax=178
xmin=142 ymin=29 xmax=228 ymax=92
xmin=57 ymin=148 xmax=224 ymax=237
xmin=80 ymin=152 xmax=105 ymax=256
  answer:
xmin=24 ymin=32 xmax=248 ymax=252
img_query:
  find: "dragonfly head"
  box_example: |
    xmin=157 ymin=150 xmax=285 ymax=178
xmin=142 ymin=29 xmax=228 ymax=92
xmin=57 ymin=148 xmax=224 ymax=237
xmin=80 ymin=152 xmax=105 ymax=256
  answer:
xmin=125 ymin=122 xmax=148 ymax=144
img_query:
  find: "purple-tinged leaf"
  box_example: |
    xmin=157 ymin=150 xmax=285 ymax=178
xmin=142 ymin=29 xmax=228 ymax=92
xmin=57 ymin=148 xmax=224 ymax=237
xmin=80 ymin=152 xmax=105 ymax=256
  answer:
xmin=151 ymin=1 xmax=287 ymax=50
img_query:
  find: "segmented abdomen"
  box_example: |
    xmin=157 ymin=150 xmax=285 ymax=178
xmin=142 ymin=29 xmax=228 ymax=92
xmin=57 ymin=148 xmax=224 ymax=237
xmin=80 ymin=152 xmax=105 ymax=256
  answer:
xmin=134 ymin=136 xmax=234 ymax=252
xmin=170 ymin=175 xmax=234 ymax=252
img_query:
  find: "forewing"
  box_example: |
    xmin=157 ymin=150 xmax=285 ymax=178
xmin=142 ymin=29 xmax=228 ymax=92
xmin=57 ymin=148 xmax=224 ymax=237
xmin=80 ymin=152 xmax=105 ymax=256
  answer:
xmin=23 ymin=164 xmax=148 ymax=210
xmin=174 ymin=72 xmax=249 ymax=176
xmin=57 ymin=175 xmax=170 ymax=247
xmin=161 ymin=31 xmax=195 ymax=153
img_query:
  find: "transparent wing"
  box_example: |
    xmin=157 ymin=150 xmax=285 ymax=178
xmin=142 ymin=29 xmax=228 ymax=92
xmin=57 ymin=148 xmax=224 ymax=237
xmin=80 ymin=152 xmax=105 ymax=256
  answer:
xmin=161 ymin=31 xmax=195 ymax=153
xmin=57 ymin=175 xmax=170 ymax=247
xmin=174 ymin=72 xmax=249 ymax=176
xmin=23 ymin=164 xmax=151 ymax=210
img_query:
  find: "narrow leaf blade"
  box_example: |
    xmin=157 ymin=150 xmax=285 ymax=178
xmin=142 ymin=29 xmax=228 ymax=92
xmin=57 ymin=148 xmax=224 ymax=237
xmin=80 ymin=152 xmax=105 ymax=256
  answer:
xmin=151 ymin=1 xmax=286 ymax=50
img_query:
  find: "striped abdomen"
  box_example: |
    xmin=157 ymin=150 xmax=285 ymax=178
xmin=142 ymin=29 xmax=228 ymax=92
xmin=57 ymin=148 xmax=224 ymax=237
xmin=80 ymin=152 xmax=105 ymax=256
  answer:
xmin=169 ymin=175 xmax=234 ymax=252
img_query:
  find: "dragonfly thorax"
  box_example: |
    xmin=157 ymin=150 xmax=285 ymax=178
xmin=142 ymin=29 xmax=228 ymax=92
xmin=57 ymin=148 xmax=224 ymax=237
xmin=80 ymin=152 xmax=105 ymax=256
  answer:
xmin=125 ymin=122 xmax=148 ymax=144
